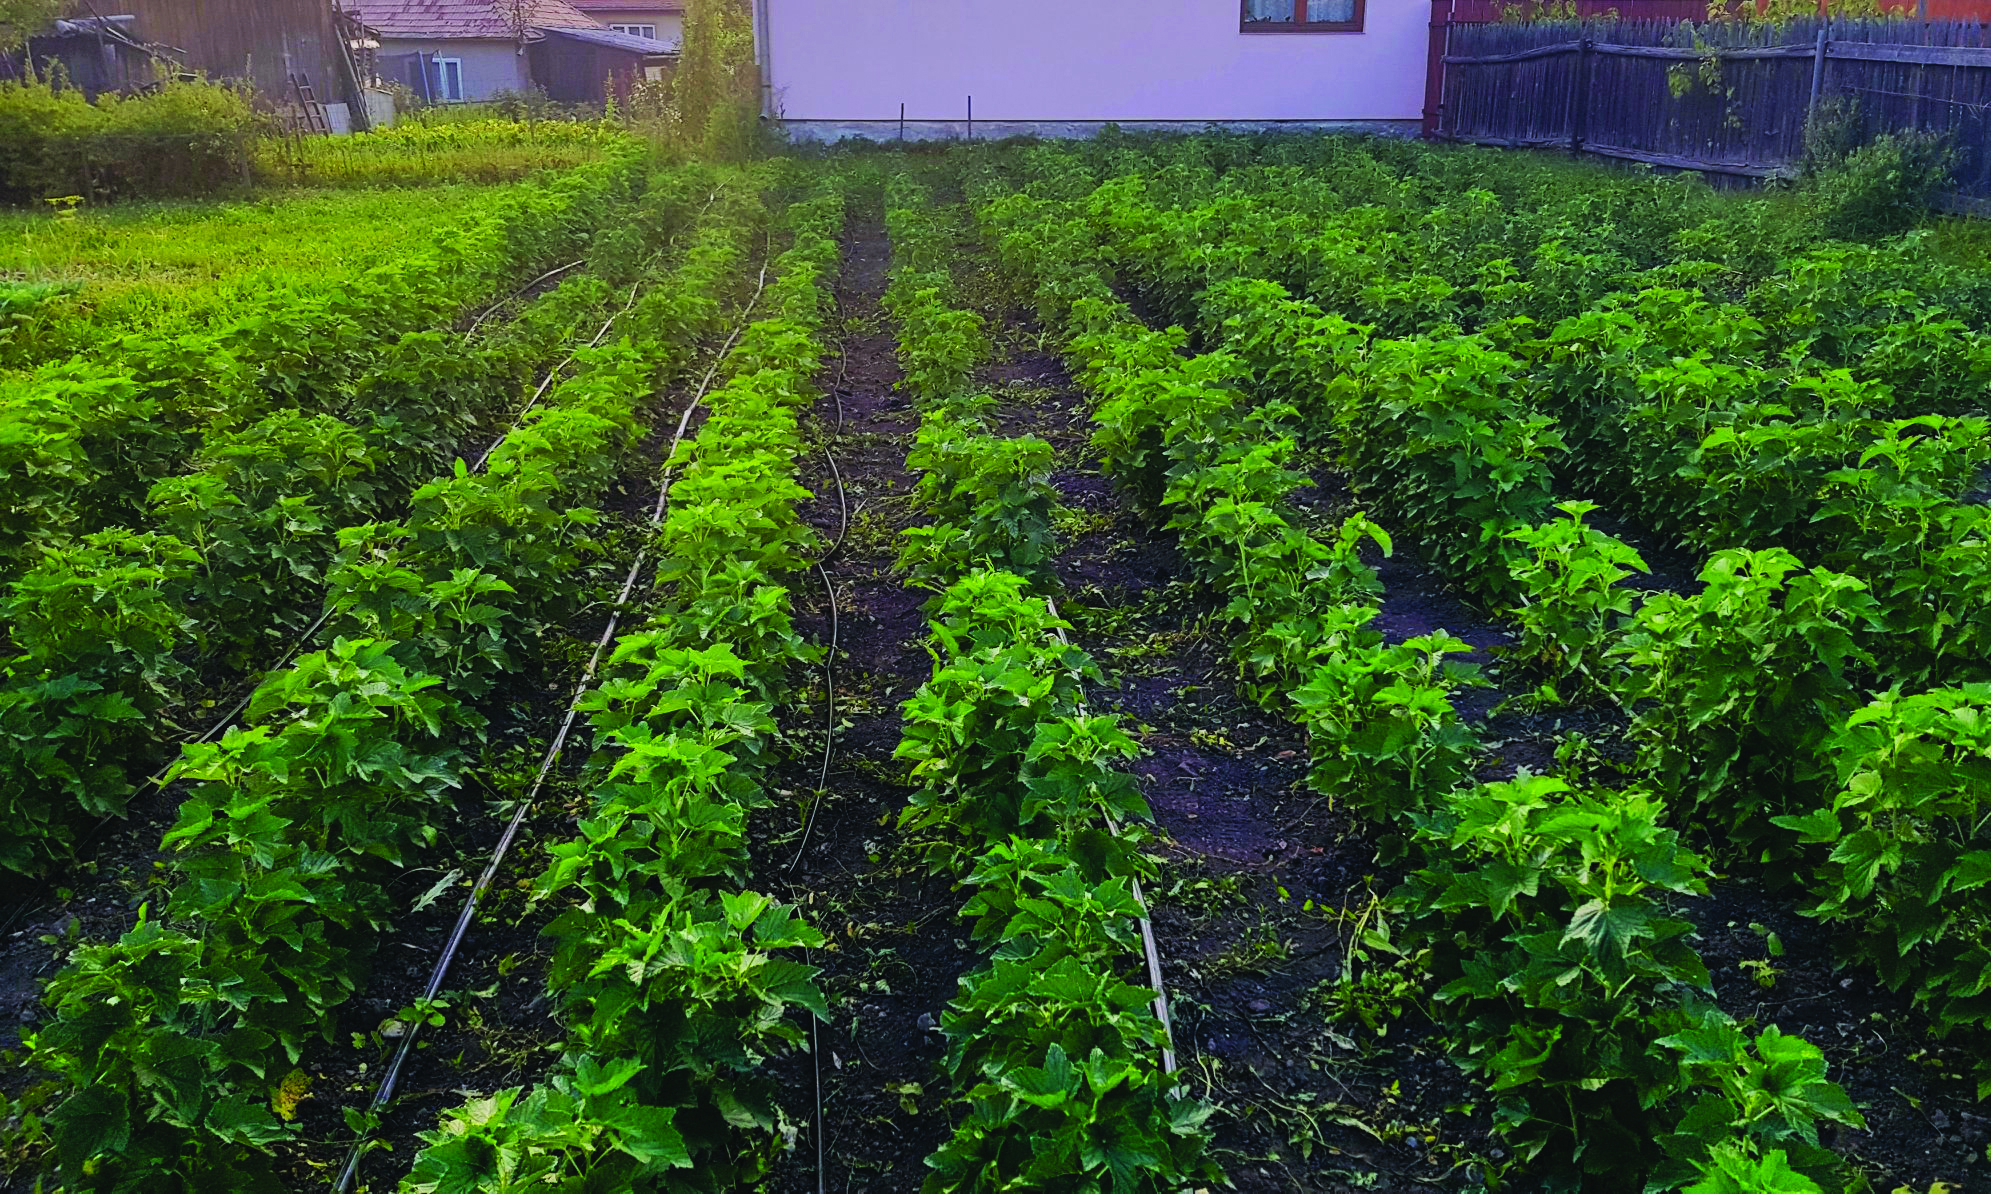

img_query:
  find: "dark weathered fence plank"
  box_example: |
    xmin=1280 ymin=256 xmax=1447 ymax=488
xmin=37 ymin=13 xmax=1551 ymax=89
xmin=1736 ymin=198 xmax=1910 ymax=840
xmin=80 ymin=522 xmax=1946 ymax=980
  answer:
xmin=1831 ymin=40 xmax=1991 ymax=66
xmin=1442 ymin=39 xmax=1583 ymax=63
xmin=1584 ymin=141 xmax=1790 ymax=175
xmin=1438 ymin=15 xmax=1991 ymax=201
xmin=1591 ymin=41 xmax=1814 ymax=58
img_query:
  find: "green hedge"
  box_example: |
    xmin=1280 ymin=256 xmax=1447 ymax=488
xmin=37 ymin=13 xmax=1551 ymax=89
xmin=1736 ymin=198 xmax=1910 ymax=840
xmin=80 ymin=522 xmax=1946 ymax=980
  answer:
xmin=0 ymin=77 xmax=262 ymax=203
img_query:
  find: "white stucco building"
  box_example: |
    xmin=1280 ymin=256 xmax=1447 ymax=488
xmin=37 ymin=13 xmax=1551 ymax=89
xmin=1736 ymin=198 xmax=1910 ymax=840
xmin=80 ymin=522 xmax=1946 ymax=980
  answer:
xmin=752 ymin=0 xmax=1428 ymax=141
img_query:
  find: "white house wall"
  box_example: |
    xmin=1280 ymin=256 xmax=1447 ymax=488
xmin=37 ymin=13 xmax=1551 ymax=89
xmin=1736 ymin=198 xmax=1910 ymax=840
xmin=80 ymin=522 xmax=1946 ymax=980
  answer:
xmin=605 ymin=10 xmax=685 ymax=48
xmin=380 ymin=38 xmax=532 ymax=102
xmin=760 ymin=0 xmax=1427 ymax=139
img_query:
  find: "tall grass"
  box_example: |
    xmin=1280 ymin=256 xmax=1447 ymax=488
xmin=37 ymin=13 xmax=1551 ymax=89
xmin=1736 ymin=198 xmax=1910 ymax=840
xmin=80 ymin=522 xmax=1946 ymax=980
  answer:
xmin=0 ymin=184 xmax=514 ymax=367
xmin=256 ymin=119 xmax=633 ymax=187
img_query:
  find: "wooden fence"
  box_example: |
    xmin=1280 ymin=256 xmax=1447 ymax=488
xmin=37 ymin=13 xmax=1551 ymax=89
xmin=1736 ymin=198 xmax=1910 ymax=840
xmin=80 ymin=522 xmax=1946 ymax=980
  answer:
xmin=1433 ymin=17 xmax=1991 ymax=200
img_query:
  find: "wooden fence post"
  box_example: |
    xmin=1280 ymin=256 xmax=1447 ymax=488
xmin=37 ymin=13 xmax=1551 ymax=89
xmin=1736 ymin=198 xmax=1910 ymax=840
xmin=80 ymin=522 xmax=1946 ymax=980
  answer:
xmin=1423 ymin=0 xmax=1451 ymax=137
xmin=1571 ymin=36 xmax=1591 ymax=156
xmin=1807 ymin=26 xmax=1828 ymax=123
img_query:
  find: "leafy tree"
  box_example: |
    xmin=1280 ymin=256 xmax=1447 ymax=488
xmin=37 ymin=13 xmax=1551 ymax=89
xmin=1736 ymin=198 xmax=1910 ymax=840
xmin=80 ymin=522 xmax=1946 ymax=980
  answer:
xmin=665 ymin=0 xmax=761 ymax=159
xmin=0 ymin=0 xmax=66 ymax=54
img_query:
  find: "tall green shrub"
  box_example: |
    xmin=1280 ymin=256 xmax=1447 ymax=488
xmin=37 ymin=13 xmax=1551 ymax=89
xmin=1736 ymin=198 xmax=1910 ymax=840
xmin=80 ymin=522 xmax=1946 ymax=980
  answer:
xmin=0 ymin=77 xmax=261 ymax=203
xmin=0 ymin=0 xmax=68 ymax=53
xmin=1803 ymin=127 xmax=1957 ymax=242
xmin=0 ymin=74 xmax=262 ymax=201
xmin=660 ymin=0 xmax=762 ymax=161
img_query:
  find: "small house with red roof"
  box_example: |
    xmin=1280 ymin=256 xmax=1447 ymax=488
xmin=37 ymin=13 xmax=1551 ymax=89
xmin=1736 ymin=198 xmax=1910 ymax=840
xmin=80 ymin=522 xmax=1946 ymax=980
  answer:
xmin=350 ymin=0 xmax=676 ymax=105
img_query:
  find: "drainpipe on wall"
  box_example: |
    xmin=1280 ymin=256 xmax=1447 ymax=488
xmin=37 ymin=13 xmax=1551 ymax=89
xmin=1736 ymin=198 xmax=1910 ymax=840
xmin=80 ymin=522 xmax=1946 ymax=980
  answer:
xmin=753 ymin=0 xmax=773 ymax=118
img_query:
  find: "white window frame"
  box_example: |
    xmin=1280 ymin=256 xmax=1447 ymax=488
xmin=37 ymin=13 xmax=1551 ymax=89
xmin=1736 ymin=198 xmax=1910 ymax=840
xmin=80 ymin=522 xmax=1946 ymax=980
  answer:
xmin=434 ymin=56 xmax=465 ymax=102
xmin=609 ymin=23 xmax=658 ymax=38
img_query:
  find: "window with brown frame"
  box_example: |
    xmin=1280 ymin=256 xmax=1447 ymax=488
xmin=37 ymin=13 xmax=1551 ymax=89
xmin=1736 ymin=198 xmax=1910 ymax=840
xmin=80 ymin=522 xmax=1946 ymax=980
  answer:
xmin=1241 ymin=0 xmax=1364 ymax=32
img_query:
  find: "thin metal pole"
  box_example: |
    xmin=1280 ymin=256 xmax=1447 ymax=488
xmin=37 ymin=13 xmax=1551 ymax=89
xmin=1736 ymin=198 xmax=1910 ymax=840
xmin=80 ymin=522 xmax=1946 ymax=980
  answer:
xmin=899 ymin=101 xmax=905 ymax=141
xmin=966 ymin=94 xmax=973 ymax=141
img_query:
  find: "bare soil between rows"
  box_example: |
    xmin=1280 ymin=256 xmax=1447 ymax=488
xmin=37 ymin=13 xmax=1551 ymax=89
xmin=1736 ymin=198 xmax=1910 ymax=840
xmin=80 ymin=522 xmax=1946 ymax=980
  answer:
xmin=756 ymin=195 xmax=1972 ymax=1194
xmin=2 ymin=189 xmax=1976 ymax=1194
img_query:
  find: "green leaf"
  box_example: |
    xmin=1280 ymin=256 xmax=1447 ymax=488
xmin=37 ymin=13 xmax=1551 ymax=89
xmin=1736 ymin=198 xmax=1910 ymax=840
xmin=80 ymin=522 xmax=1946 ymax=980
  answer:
xmin=1562 ymin=896 xmax=1655 ymax=967
xmin=1660 ymin=1017 xmax=1747 ymax=1068
xmin=1008 ymin=1043 xmax=1077 ymax=1108
xmin=1685 ymin=1142 xmax=1824 ymax=1194
xmin=46 ymin=1082 xmax=131 ymax=1169
xmin=206 ymin=1095 xmax=290 ymax=1146
xmin=1768 ymin=808 xmax=1841 ymax=844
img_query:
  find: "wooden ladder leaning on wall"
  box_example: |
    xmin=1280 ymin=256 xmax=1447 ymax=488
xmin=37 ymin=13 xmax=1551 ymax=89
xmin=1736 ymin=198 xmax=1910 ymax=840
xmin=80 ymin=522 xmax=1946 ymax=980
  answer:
xmin=288 ymin=72 xmax=333 ymax=135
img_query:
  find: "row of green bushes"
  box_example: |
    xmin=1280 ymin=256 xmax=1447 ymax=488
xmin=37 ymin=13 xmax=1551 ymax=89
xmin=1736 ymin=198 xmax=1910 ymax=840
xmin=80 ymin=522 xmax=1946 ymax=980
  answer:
xmin=0 ymin=76 xmax=644 ymax=202
xmin=0 ymin=77 xmax=261 ymax=203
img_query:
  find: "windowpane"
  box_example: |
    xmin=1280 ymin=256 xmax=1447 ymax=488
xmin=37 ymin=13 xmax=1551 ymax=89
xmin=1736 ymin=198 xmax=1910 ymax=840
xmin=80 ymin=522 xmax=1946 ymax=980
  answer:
xmin=1243 ymin=0 xmax=1296 ymax=23
xmin=1306 ymin=0 xmax=1356 ymax=20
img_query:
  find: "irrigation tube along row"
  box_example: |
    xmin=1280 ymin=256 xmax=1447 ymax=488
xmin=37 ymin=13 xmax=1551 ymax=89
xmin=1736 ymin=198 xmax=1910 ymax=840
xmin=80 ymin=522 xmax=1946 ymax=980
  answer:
xmin=463 ymin=259 xmax=588 ymax=336
xmin=467 ymin=189 xmax=723 ymax=470
xmin=0 ymin=238 xmax=671 ymax=946
xmin=1044 ymin=596 xmax=1180 ymax=1076
xmin=777 ymin=253 xmax=859 ymax=1194
xmin=330 ymin=261 xmax=775 ymax=1192
xmin=871 ymin=169 xmax=1191 ymax=1187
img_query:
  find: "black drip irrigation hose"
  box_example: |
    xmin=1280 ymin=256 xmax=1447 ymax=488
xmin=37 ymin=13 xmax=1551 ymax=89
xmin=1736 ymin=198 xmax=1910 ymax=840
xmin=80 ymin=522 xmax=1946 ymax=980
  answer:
xmin=785 ymin=287 xmax=855 ymax=878
xmin=0 ymin=245 xmax=674 ymax=943
xmin=330 ymin=263 xmax=771 ymax=1194
xmin=470 ymin=271 xmax=649 ymax=473
xmin=786 ymin=289 xmax=855 ymax=1194
xmin=464 ymin=259 xmax=587 ymax=336
xmin=786 ymin=453 xmax=849 ymax=878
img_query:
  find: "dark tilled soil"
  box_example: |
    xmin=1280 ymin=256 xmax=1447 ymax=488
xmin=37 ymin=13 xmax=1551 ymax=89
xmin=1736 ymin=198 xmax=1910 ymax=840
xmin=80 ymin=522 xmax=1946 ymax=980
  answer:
xmin=755 ymin=196 xmax=1974 ymax=1194
xmin=313 ymin=342 xmax=763 ymax=1191
xmin=1690 ymin=884 xmax=1989 ymax=1191
xmin=758 ymin=202 xmax=970 ymax=1194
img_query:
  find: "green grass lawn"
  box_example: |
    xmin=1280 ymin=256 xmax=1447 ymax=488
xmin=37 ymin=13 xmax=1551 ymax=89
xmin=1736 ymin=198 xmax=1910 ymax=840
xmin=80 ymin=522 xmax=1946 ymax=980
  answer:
xmin=0 ymin=184 xmax=515 ymax=366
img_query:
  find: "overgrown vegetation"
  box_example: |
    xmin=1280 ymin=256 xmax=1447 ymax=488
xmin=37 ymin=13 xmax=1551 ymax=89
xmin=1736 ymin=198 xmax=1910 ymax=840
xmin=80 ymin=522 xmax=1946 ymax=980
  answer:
xmin=260 ymin=117 xmax=632 ymax=188
xmin=0 ymin=184 xmax=517 ymax=367
xmin=10 ymin=44 xmax=1991 ymax=1186
xmin=650 ymin=0 xmax=763 ymax=161
xmin=0 ymin=0 xmax=65 ymax=53
xmin=0 ymin=75 xmax=262 ymax=204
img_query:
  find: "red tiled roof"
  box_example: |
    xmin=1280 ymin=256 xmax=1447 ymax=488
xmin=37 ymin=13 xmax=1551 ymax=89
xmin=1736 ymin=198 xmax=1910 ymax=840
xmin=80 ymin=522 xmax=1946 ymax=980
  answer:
xmin=349 ymin=0 xmax=604 ymax=40
xmin=573 ymin=0 xmax=684 ymax=10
